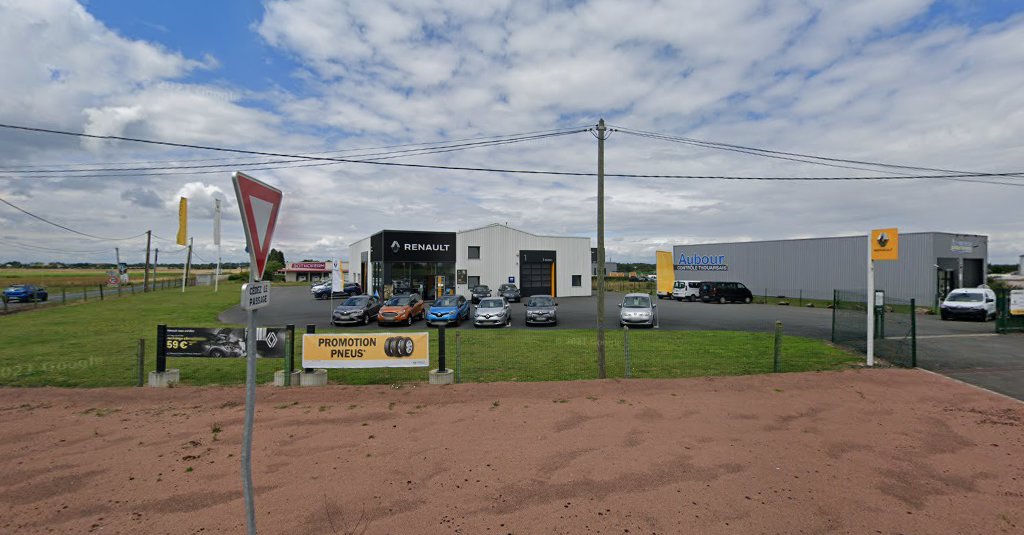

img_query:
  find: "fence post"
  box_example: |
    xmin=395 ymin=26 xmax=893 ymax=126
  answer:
xmin=910 ymin=299 xmax=917 ymax=368
xmin=773 ymin=321 xmax=783 ymax=373
xmin=62 ymin=287 xmax=66 ymax=304
xmin=83 ymin=286 xmax=87 ymax=302
xmin=117 ymin=283 xmax=122 ymax=297
xmin=2 ymin=295 xmax=6 ymax=313
xmin=130 ymin=283 xmax=135 ymax=295
xmin=831 ymin=290 xmax=837 ymax=343
xmin=304 ymin=324 xmax=315 ymax=373
xmin=624 ymin=326 xmax=631 ymax=378
xmin=455 ymin=330 xmax=462 ymax=383
xmin=764 ymin=288 xmax=768 ymax=304
xmin=156 ymin=324 xmax=167 ymax=373
xmin=99 ymin=284 xmax=104 ymax=301
xmin=285 ymin=324 xmax=295 ymax=386
xmin=137 ymin=339 xmax=145 ymax=387
xmin=799 ymin=289 xmax=803 ymax=308
xmin=438 ymin=324 xmax=447 ymax=372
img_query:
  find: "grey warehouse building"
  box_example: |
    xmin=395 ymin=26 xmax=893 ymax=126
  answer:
xmin=672 ymin=232 xmax=988 ymax=306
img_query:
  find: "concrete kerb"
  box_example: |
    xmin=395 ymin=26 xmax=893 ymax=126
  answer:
xmin=147 ymin=369 xmax=180 ymax=388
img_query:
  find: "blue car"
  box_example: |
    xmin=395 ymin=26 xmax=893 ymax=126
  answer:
xmin=3 ymin=284 xmax=48 ymax=303
xmin=426 ymin=295 xmax=470 ymax=326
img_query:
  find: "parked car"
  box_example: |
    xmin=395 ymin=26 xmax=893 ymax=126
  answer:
xmin=498 ymin=283 xmax=521 ymax=302
xmin=473 ymin=297 xmax=511 ymax=327
xmin=471 ymin=285 xmax=492 ymax=304
xmin=940 ymin=288 xmax=997 ymax=321
xmin=2 ymin=284 xmax=48 ymax=303
xmin=524 ymin=295 xmax=558 ymax=326
xmin=619 ymin=293 xmax=657 ymax=328
xmin=426 ymin=295 xmax=471 ymax=326
xmin=672 ymin=280 xmax=702 ymax=301
xmin=699 ymin=281 xmax=753 ymax=304
xmin=331 ymin=295 xmax=381 ymax=326
xmin=313 ymin=282 xmax=362 ymax=300
xmin=202 ymin=331 xmax=245 ymax=358
xmin=377 ymin=293 xmax=425 ymax=326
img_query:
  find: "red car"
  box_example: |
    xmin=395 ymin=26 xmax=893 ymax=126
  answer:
xmin=377 ymin=293 xmax=425 ymax=326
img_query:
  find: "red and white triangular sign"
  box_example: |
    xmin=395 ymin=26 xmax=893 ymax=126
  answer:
xmin=232 ymin=172 xmax=282 ymax=281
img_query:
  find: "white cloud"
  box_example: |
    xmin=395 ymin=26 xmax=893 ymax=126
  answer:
xmin=3 ymin=1 xmax=1024 ymax=266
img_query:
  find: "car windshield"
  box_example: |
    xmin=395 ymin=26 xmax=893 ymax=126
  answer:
xmin=528 ymin=296 xmax=555 ymax=307
xmin=434 ymin=296 xmax=459 ymax=307
xmin=474 ymin=286 xmax=489 ymax=292
xmin=385 ymin=296 xmax=411 ymax=306
xmin=479 ymin=298 xmax=504 ymax=308
xmin=623 ymin=295 xmax=651 ymax=308
xmin=947 ymin=293 xmax=984 ymax=302
xmin=500 ymin=285 xmax=516 ymax=291
xmin=342 ymin=297 xmax=368 ymax=306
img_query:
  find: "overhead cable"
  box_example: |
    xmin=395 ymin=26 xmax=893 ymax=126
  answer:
xmin=0 ymin=196 xmax=151 ymax=240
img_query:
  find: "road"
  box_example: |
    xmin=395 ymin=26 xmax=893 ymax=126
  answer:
xmin=221 ymin=286 xmax=1024 ymax=400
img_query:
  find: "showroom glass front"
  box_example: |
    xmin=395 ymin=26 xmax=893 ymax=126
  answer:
xmin=369 ymin=230 xmax=457 ymax=300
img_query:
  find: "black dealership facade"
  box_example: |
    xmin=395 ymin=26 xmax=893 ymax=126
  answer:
xmin=360 ymin=230 xmax=457 ymax=300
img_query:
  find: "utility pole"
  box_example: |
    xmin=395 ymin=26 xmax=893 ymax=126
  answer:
xmin=596 ymin=118 xmax=607 ymax=379
xmin=144 ymin=230 xmax=152 ymax=292
xmin=182 ymin=237 xmax=193 ymax=292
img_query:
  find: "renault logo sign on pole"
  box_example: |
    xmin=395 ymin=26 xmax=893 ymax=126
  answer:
xmin=867 ymin=227 xmax=899 ymax=368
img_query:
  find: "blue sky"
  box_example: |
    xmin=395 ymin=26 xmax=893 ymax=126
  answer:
xmin=2 ymin=0 xmax=1024 ymax=265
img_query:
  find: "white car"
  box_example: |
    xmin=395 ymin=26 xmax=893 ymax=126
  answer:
xmin=940 ymin=288 xmax=997 ymax=322
xmin=474 ymin=297 xmax=511 ymax=327
xmin=619 ymin=292 xmax=657 ymax=328
xmin=672 ymin=280 xmax=701 ymax=301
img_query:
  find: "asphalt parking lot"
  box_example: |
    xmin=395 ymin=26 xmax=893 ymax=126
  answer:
xmin=221 ymin=286 xmax=1024 ymax=400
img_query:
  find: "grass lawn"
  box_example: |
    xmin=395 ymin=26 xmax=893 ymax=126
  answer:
xmin=0 ymin=283 xmax=859 ymax=387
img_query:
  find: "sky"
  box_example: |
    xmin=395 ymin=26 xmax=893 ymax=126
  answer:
xmin=1 ymin=0 xmax=1023 ymax=266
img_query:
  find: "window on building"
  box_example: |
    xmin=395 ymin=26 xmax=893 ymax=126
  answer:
xmin=468 ymin=246 xmax=480 ymax=259
xmin=572 ymin=275 xmax=582 ymax=287
xmin=468 ymin=275 xmax=480 ymax=288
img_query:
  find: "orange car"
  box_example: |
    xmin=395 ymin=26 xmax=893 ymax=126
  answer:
xmin=377 ymin=293 xmax=425 ymax=326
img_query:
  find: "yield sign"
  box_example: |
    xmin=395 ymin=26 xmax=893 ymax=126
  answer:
xmin=232 ymin=172 xmax=282 ymax=281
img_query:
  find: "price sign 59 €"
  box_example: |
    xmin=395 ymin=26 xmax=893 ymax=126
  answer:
xmin=241 ymin=281 xmax=271 ymax=311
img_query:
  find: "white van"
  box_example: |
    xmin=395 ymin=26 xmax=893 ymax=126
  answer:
xmin=940 ymin=287 xmax=997 ymax=321
xmin=672 ymin=280 xmax=702 ymax=301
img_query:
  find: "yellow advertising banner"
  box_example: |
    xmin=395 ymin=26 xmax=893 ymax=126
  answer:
xmin=871 ymin=228 xmax=899 ymax=261
xmin=1010 ymin=290 xmax=1024 ymax=316
xmin=176 ymin=197 xmax=188 ymax=246
xmin=655 ymin=250 xmax=673 ymax=296
xmin=302 ymin=333 xmax=430 ymax=368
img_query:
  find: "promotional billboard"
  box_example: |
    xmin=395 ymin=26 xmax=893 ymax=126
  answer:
xmin=302 ymin=332 xmax=429 ymax=368
xmin=163 ymin=327 xmax=286 ymax=358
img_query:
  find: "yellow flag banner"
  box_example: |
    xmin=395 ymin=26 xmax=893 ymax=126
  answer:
xmin=302 ymin=333 xmax=430 ymax=368
xmin=176 ymin=197 xmax=188 ymax=245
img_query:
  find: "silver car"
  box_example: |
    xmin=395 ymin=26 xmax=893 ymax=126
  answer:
xmin=473 ymin=297 xmax=511 ymax=327
xmin=524 ymin=295 xmax=558 ymax=326
xmin=619 ymin=293 xmax=657 ymax=328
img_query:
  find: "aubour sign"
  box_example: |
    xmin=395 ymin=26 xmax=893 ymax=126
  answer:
xmin=302 ymin=333 xmax=430 ymax=368
xmin=676 ymin=253 xmax=728 ymax=271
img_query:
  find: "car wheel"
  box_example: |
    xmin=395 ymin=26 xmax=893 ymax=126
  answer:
xmin=407 ymin=315 xmax=413 ymax=326
xmin=743 ymin=296 xmax=752 ymax=304
xmin=719 ymin=297 xmax=727 ymax=304
xmin=505 ymin=316 xmax=511 ymax=327
xmin=209 ymin=348 xmax=225 ymax=358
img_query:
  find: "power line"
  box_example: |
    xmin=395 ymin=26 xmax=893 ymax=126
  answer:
xmin=1 ymin=122 xmax=1022 ymax=183
xmin=0 ymin=236 xmax=113 ymax=254
xmin=0 ymin=125 xmax=593 ymax=170
xmin=0 ymin=196 xmax=150 ymax=240
xmin=610 ymin=124 xmax=1024 ymax=180
xmin=0 ymin=129 xmax=587 ymax=175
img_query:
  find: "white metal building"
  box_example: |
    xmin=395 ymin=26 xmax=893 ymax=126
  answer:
xmin=349 ymin=223 xmax=591 ymax=300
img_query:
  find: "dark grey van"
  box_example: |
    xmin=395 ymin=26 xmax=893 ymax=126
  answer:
xmin=699 ymin=281 xmax=753 ymax=304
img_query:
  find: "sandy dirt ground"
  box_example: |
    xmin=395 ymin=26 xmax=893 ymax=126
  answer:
xmin=1 ymin=369 xmax=1022 ymax=534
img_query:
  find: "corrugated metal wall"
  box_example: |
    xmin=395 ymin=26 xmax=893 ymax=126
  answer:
xmin=671 ymin=232 xmax=987 ymax=303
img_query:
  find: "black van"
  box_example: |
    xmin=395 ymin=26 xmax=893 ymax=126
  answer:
xmin=699 ymin=281 xmax=753 ymax=304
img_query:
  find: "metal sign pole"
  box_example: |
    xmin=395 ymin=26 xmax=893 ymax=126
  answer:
xmin=866 ymin=235 xmax=875 ymax=367
xmin=242 ymin=267 xmax=258 ymax=535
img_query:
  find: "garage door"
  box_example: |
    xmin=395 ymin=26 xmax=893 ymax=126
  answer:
xmin=520 ymin=250 xmax=556 ymax=298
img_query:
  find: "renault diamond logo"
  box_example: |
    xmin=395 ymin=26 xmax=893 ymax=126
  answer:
xmin=876 ymin=233 xmax=890 ymax=248
xmin=265 ymin=331 xmax=278 ymax=348
xmin=391 ymin=240 xmax=400 ymax=254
